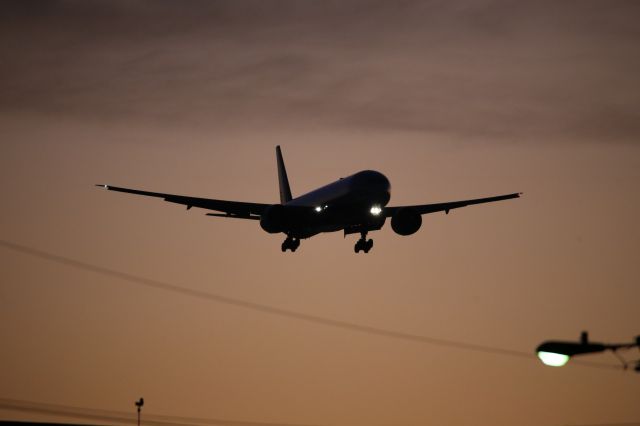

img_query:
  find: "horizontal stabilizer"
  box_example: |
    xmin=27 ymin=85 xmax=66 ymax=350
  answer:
xmin=206 ymin=213 xmax=260 ymax=220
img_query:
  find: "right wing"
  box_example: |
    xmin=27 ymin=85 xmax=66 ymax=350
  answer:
xmin=384 ymin=192 xmax=521 ymax=216
xmin=96 ymin=184 xmax=269 ymax=219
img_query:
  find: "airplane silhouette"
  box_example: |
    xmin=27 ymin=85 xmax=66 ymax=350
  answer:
xmin=97 ymin=146 xmax=520 ymax=253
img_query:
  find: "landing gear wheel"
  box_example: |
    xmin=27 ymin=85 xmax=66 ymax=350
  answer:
xmin=282 ymin=237 xmax=300 ymax=252
xmin=354 ymin=235 xmax=373 ymax=254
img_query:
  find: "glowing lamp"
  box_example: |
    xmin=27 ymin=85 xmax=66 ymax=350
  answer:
xmin=537 ymin=351 xmax=570 ymax=367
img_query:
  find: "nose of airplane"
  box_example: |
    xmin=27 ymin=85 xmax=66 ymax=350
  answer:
xmin=352 ymin=170 xmax=391 ymax=192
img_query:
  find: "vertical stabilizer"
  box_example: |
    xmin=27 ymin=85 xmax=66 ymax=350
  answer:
xmin=276 ymin=146 xmax=292 ymax=204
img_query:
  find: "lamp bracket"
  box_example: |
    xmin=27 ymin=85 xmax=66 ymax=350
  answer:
xmin=611 ymin=349 xmax=628 ymax=370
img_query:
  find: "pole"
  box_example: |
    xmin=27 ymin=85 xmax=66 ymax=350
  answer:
xmin=135 ymin=397 xmax=144 ymax=426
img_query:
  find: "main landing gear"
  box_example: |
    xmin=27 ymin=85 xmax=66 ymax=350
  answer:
xmin=354 ymin=232 xmax=373 ymax=254
xmin=281 ymin=236 xmax=300 ymax=252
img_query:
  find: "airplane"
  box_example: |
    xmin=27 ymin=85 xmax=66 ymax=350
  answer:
xmin=97 ymin=146 xmax=521 ymax=253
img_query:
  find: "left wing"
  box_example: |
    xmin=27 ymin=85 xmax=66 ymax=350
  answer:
xmin=384 ymin=192 xmax=521 ymax=216
xmin=96 ymin=184 xmax=269 ymax=219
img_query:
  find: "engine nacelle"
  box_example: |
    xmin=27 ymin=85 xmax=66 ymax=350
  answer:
xmin=260 ymin=204 xmax=286 ymax=233
xmin=391 ymin=207 xmax=422 ymax=236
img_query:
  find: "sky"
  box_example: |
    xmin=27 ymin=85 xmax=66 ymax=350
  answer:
xmin=1 ymin=1 xmax=639 ymax=425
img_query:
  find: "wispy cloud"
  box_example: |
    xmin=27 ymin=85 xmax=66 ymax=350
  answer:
xmin=2 ymin=0 xmax=639 ymax=142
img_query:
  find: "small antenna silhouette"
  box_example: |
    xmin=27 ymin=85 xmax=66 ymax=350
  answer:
xmin=135 ymin=397 xmax=144 ymax=426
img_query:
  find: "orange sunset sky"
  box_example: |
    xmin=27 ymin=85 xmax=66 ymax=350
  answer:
xmin=1 ymin=2 xmax=639 ymax=426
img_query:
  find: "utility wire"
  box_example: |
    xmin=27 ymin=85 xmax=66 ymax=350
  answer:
xmin=3 ymin=398 xmax=639 ymax=426
xmin=0 ymin=239 xmax=621 ymax=370
xmin=0 ymin=397 xmax=322 ymax=426
xmin=0 ymin=397 xmax=188 ymax=426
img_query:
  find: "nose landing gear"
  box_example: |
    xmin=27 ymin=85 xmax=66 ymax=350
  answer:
xmin=354 ymin=232 xmax=373 ymax=253
xmin=281 ymin=236 xmax=300 ymax=252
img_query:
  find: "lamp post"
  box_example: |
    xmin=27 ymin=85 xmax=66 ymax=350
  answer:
xmin=536 ymin=331 xmax=640 ymax=371
xmin=135 ymin=398 xmax=144 ymax=426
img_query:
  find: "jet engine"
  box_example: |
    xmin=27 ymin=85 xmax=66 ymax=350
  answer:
xmin=391 ymin=207 xmax=422 ymax=236
xmin=260 ymin=204 xmax=286 ymax=233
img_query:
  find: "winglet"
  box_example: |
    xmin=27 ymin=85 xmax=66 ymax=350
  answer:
xmin=276 ymin=146 xmax=292 ymax=204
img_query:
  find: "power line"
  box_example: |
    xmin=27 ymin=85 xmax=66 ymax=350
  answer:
xmin=0 ymin=239 xmax=620 ymax=370
xmin=2 ymin=398 xmax=639 ymax=426
xmin=0 ymin=397 xmax=186 ymax=426
xmin=0 ymin=398 xmax=322 ymax=426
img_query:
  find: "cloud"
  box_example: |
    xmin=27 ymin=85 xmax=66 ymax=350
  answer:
xmin=1 ymin=0 xmax=639 ymax=142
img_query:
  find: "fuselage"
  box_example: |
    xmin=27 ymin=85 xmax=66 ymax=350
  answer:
xmin=284 ymin=170 xmax=391 ymax=238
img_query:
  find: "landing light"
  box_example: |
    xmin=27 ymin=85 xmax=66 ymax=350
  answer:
xmin=315 ymin=206 xmax=322 ymax=213
xmin=370 ymin=206 xmax=382 ymax=216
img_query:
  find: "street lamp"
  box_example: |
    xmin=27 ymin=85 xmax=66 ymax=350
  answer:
xmin=536 ymin=331 xmax=640 ymax=371
xmin=135 ymin=398 xmax=144 ymax=426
